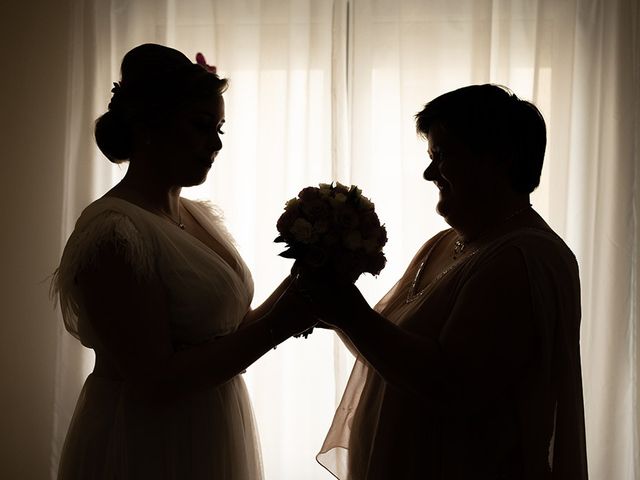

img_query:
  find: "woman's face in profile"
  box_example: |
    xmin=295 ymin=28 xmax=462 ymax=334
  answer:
xmin=153 ymin=93 xmax=226 ymax=187
xmin=424 ymin=123 xmax=500 ymax=225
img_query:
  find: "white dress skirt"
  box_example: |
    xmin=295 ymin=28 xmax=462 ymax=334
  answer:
xmin=52 ymin=197 xmax=263 ymax=479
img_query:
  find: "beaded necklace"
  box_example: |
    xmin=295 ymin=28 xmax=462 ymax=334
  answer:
xmin=405 ymin=204 xmax=532 ymax=304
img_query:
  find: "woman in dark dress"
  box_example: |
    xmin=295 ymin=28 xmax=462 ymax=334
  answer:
xmin=313 ymin=84 xmax=588 ymax=479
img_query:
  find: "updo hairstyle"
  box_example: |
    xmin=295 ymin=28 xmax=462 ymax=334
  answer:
xmin=415 ymin=84 xmax=546 ymax=194
xmin=95 ymin=44 xmax=228 ymax=163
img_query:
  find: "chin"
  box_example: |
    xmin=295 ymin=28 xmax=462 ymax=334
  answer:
xmin=193 ymin=174 xmax=210 ymax=186
xmin=188 ymin=167 xmax=213 ymax=186
xmin=436 ymin=199 xmax=459 ymax=227
xmin=435 ymin=197 xmax=450 ymax=218
xmin=179 ymin=175 xmax=207 ymax=188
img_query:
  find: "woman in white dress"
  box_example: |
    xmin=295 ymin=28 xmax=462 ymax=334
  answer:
xmin=52 ymin=43 xmax=316 ymax=479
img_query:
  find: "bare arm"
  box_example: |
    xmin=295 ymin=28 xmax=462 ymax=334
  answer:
xmin=242 ymin=275 xmax=294 ymax=327
xmin=335 ymin=328 xmax=360 ymax=357
xmin=78 ymin=245 xmax=315 ymax=399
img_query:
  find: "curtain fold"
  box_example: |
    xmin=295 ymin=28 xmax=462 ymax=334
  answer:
xmin=564 ymin=1 xmax=640 ymax=477
xmin=53 ymin=0 xmax=639 ymax=478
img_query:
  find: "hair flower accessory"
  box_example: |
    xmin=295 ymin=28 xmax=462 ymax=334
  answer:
xmin=195 ymin=52 xmax=217 ymax=74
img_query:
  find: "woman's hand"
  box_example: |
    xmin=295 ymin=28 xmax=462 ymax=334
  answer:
xmin=295 ymin=270 xmax=372 ymax=331
xmin=266 ymin=280 xmax=319 ymax=341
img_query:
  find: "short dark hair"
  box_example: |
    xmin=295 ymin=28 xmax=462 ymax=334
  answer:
xmin=415 ymin=84 xmax=546 ymax=194
xmin=95 ymin=44 xmax=229 ymax=163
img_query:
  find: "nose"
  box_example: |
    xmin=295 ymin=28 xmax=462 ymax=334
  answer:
xmin=423 ymin=160 xmax=438 ymax=182
xmin=211 ymin=132 xmax=223 ymax=153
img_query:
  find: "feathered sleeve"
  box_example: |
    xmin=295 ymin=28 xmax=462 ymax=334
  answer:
xmin=51 ymin=209 xmax=157 ymax=344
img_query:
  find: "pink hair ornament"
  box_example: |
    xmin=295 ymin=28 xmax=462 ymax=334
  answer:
xmin=195 ymin=52 xmax=217 ymax=74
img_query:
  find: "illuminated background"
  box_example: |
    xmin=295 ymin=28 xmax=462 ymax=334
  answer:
xmin=1 ymin=1 xmax=638 ymax=479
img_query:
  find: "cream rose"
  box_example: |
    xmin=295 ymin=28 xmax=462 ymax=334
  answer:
xmin=290 ymin=218 xmax=315 ymax=243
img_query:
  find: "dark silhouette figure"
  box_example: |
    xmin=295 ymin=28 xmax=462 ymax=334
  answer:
xmin=52 ymin=43 xmax=315 ymax=479
xmin=310 ymin=85 xmax=588 ymax=480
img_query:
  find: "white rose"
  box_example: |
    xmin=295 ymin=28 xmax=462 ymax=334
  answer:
xmin=330 ymin=193 xmax=348 ymax=207
xmin=290 ymin=218 xmax=315 ymax=243
xmin=318 ymin=183 xmax=333 ymax=197
xmin=313 ymin=219 xmax=330 ymax=234
xmin=285 ymin=197 xmax=301 ymax=209
xmin=343 ymin=230 xmax=363 ymax=251
xmin=363 ymin=237 xmax=379 ymax=254
xmin=358 ymin=195 xmax=374 ymax=211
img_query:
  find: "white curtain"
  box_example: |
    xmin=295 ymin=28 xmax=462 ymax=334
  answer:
xmin=54 ymin=0 xmax=639 ymax=478
xmin=347 ymin=4 xmax=639 ymax=479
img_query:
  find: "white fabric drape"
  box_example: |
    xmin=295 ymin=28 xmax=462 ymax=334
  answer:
xmin=54 ymin=0 xmax=639 ymax=478
xmin=345 ymin=2 xmax=639 ymax=476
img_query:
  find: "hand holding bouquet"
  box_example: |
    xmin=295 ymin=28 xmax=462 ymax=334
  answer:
xmin=275 ymin=182 xmax=387 ymax=284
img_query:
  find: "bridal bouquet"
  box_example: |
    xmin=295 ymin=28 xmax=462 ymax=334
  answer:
xmin=275 ymin=182 xmax=387 ymax=284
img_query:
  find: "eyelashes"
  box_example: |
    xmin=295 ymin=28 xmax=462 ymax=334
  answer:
xmin=193 ymin=120 xmax=225 ymax=135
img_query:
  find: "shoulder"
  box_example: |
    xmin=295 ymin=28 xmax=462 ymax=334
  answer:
xmin=52 ymin=197 xmax=160 ymax=339
xmin=59 ymin=197 xmax=158 ymax=280
xmin=73 ymin=198 xmax=153 ymax=252
xmin=76 ymin=196 xmax=149 ymax=230
xmin=466 ymin=227 xmax=580 ymax=305
xmin=501 ymin=227 xmax=579 ymax=277
xmin=475 ymin=227 xmax=577 ymax=270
